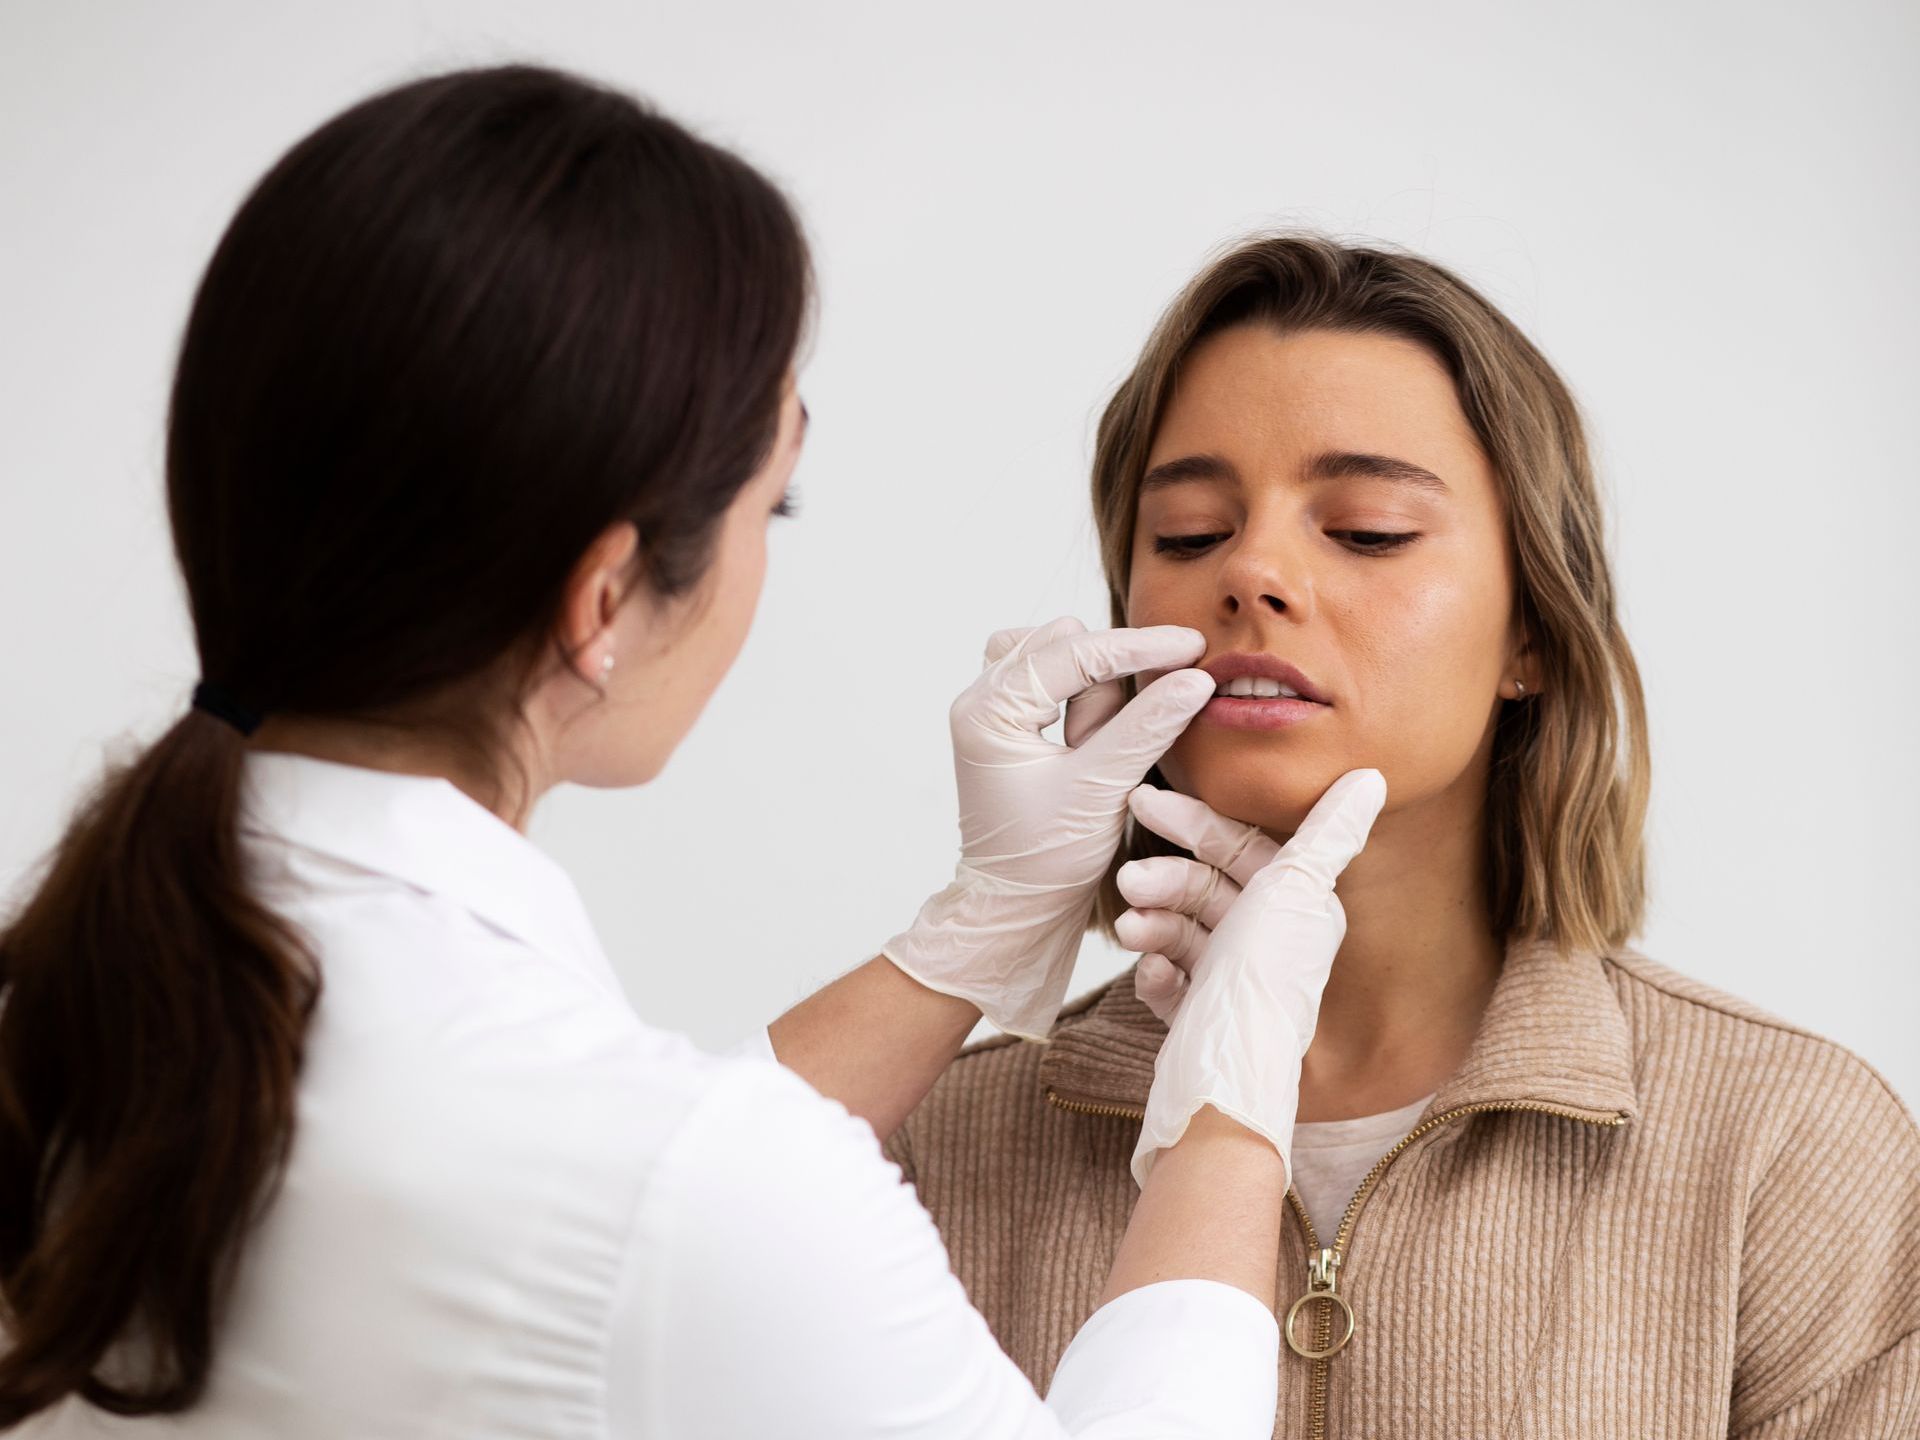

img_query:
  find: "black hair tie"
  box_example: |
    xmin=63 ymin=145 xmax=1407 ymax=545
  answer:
xmin=191 ymin=679 xmax=265 ymax=737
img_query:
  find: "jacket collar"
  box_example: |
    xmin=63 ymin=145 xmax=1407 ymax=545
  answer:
xmin=1038 ymin=934 xmax=1640 ymax=1124
xmin=237 ymin=750 xmax=622 ymax=1000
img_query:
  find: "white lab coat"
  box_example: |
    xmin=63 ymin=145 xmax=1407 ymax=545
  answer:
xmin=21 ymin=752 xmax=1278 ymax=1437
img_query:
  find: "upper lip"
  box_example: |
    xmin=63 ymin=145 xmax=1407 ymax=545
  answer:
xmin=1202 ymin=652 xmax=1331 ymax=705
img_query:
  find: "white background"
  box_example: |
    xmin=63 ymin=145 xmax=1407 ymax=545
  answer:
xmin=3 ymin=1 xmax=1916 ymax=1106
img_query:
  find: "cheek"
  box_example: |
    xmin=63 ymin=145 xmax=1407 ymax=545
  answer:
xmin=1123 ymin=558 xmax=1211 ymax=635
xmin=671 ymin=524 xmax=768 ymax=708
xmin=1122 ymin=563 xmax=1213 ymax=697
xmin=710 ymin=529 xmax=768 ymax=668
xmin=1324 ymin=564 xmax=1512 ymax=815
xmin=1346 ymin=561 xmax=1508 ymax=738
xmin=1140 ymin=555 xmax=1513 ymax=833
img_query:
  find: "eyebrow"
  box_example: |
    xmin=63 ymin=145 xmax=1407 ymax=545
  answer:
xmin=1138 ymin=453 xmax=1237 ymax=491
xmin=1138 ymin=449 xmax=1450 ymax=495
xmin=1307 ymin=450 xmax=1450 ymax=494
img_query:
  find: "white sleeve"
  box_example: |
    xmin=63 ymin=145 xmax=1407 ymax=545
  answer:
xmin=606 ymin=1058 xmax=1278 ymax=1439
xmin=723 ymin=1025 xmax=778 ymax=1062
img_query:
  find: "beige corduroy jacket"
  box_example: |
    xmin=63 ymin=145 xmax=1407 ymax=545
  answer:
xmin=886 ymin=941 xmax=1920 ymax=1438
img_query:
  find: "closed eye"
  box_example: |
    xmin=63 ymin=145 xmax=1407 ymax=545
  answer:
xmin=1152 ymin=530 xmax=1420 ymax=558
xmin=1331 ymin=530 xmax=1419 ymax=554
xmin=1152 ymin=533 xmax=1231 ymax=557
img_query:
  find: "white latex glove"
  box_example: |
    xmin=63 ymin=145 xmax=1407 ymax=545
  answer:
xmin=1113 ymin=787 xmax=1289 ymax=1025
xmin=881 ymin=616 xmax=1216 ymax=1040
xmin=1116 ymin=794 xmax=1279 ymax=1025
xmin=1119 ymin=770 xmax=1388 ymax=1188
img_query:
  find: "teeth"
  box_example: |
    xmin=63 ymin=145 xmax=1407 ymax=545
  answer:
xmin=1218 ymin=676 xmax=1303 ymax=699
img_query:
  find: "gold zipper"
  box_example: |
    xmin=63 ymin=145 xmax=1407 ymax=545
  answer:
xmin=1044 ymin=1091 xmax=1152 ymax=1122
xmin=1280 ymin=1193 xmax=1341 ymax=1435
xmin=1288 ymin=1098 xmax=1627 ymax=1439
xmin=1048 ymin=1088 xmax=1628 ymax=1440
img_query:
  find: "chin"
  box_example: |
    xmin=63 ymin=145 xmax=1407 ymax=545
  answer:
xmin=1158 ymin=733 xmax=1361 ymax=838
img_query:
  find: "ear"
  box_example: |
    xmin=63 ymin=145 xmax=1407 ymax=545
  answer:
xmin=1501 ymin=616 xmax=1544 ymax=702
xmin=558 ymin=520 xmax=642 ymax=679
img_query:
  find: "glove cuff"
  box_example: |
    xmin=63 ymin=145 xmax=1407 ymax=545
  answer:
xmin=881 ymin=867 xmax=1094 ymax=1040
xmin=1131 ymin=1089 xmax=1299 ymax=1190
xmin=1130 ymin=1001 xmax=1307 ymax=1189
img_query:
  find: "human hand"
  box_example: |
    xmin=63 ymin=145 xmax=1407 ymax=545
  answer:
xmin=1114 ymin=787 xmax=1283 ymax=1024
xmin=1121 ymin=770 xmax=1388 ymax=1186
xmin=881 ymin=617 xmax=1216 ymax=1040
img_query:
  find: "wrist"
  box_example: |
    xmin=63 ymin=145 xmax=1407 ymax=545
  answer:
xmin=1181 ymin=1105 xmax=1291 ymax=1175
xmin=876 ymin=954 xmax=984 ymax=1025
xmin=881 ymin=868 xmax=1097 ymax=1040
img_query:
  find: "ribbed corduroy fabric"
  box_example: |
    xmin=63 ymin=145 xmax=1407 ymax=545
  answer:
xmin=886 ymin=941 xmax=1920 ymax=1437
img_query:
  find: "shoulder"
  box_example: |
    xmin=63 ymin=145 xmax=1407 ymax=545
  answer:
xmin=1605 ymin=947 xmax=1914 ymax=1129
xmin=290 ymin=898 xmax=748 ymax=1218
xmin=1609 ymin=954 xmax=1920 ymax=1428
xmin=630 ymin=1057 xmax=954 ymax=1312
xmin=1604 ymin=947 xmax=1919 ymax=1186
xmin=667 ymin=1051 xmax=871 ymax=1153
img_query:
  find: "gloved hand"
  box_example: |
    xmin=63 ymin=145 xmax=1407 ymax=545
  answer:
xmin=1117 ymin=770 xmax=1387 ymax=1187
xmin=881 ymin=616 xmax=1216 ymax=1040
xmin=1116 ymin=789 xmax=1281 ymax=1025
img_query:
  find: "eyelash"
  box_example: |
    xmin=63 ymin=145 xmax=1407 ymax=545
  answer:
xmin=1152 ymin=530 xmax=1419 ymax=558
xmin=772 ymin=487 xmax=801 ymax=519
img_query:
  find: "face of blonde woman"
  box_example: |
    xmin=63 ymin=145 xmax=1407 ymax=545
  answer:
xmin=1125 ymin=325 xmax=1534 ymax=837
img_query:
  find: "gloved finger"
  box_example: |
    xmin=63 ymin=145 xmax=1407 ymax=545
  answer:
xmin=1114 ymin=906 xmax=1207 ymax=963
xmin=984 ymin=614 xmax=1086 ymax=671
xmin=1133 ymin=952 xmax=1189 ymax=1025
xmin=1259 ymin=768 xmax=1389 ymax=893
xmin=1115 ymin=855 xmax=1241 ymax=930
xmin=1072 ymin=667 xmax=1216 ymax=779
xmin=981 ymin=626 xmax=1037 ymax=669
xmin=1127 ymin=785 xmax=1280 ymax=886
xmin=960 ymin=618 xmax=1089 ymax=733
xmin=999 ymin=625 xmax=1205 ymax=731
xmin=1062 ymin=677 xmax=1126 ymax=749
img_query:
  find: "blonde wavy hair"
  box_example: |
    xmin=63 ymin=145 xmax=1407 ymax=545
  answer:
xmin=1091 ymin=234 xmax=1649 ymax=954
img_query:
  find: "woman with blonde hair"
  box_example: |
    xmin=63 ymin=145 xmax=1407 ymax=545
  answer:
xmin=888 ymin=234 xmax=1920 ymax=1437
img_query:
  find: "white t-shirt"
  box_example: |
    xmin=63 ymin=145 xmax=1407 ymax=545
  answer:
xmin=1289 ymin=1093 xmax=1436 ymax=1244
xmin=19 ymin=752 xmax=1279 ymax=1439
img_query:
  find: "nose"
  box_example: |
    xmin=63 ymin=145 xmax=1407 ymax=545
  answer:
xmin=1216 ymin=532 xmax=1312 ymax=622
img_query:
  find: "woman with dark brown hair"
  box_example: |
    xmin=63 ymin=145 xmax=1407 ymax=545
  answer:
xmin=0 ymin=68 xmax=1387 ymax=1438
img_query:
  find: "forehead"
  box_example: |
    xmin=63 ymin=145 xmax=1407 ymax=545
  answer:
xmin=1148 ymin=325 xmax=1495 ymax=496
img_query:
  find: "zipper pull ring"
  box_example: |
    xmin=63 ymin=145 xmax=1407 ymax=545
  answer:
xmin=1284 ymin=1247 xmax=1356 ymax=1359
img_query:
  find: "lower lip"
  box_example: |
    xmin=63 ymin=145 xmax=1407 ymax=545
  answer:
xmin=1201 ymin=695 xmax=1330 ymax=730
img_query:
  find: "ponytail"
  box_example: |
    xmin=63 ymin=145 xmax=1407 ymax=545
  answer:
xmin=0 ymin=711 xmax=319 ymax=1419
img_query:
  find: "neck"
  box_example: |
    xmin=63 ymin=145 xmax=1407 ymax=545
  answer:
xmin=1288 ymin=762 xmax=1503 ymax=1122
xmin=248 ymin=716 xmax=545 ymax=832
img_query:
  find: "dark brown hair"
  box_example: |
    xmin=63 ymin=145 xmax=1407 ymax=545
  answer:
xmin=0 ymin=64 xmax=810 ymax=1419
xmin=1090 ymin=234 xmax=1648 ymax=952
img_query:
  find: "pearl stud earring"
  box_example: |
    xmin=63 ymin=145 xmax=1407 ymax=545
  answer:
xmin=1513 ymin=678 xmax=1526 ymax=698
